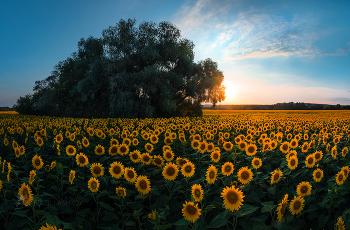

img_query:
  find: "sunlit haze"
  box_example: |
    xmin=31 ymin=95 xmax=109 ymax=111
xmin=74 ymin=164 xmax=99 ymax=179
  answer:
xmin=1 ymin=0 xmax=350 ymax=107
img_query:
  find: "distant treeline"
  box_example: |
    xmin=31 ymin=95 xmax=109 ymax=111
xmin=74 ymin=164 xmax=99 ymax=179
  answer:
xmin=203 ymin=102 xmax=350 ymax=110
xmin=0 ymin=107 xmax=13 ymax=111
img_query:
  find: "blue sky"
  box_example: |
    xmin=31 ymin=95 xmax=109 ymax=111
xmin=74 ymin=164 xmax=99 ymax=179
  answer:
xmin=1 ymin=0 xmax=350 ymax=107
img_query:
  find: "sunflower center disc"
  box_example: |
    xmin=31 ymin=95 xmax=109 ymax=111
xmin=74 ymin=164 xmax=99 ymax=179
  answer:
xmin=187 ymin=206 xmax=196 ymax=214
xmin=209 ymin=172 xmax=215 ymax=179
xmin=92 ymin=182 xmax=97 ymax=189
xmin=140 ymin=181 xmax=147 ymax=189
xmin=225 ymin=166 xmax=231 ymax=172
xmin=114 ymin=166 xmax=120 ymax=174
xmin=293 ymin=201 xmax=300 ymax=210
xmin=94 ymin=167 xmax=101 ymax=174
xmin=195 ymin=190 xmax=200 ymax=197
xmin=185 ymin=166 xmax=191 ymax=173
xmin=35 ymin=159 xmax=40 ymax=166
xmin=128 ymin=171 xmax=134 ymax=178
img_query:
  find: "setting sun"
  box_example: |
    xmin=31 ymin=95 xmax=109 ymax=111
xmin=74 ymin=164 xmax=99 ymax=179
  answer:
xmin=223 ymin=81 xmax=237 ymax=100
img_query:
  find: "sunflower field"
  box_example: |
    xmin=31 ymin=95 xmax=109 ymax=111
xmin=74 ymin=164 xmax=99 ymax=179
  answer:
xmin=0 ymin=110 xmax=350 ymax=230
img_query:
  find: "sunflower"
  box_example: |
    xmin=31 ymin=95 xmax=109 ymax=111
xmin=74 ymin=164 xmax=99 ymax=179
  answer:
xmin=221 ymin=162 xmax=234 ymax=176
xmin=341 ymin=147 xmax=348 ymax=157
xmin=18 ymin=183 xmax=34 ymax=206
xmin=276 ymin=194 xmax=288 ymax=222
xmin=141 ymin=153 xmax=152 ymax=165
xmin=162 ymin=163 xmax=179 ymax=181
xmin=234 ymin=136 xmax=241 ymax=144
xmin=76 ymin=153 xmax=89 ymax=167
xmin=176 ymin=157 xmax=188 ymax=168
xmin=205 ymin=165 xmax=217 ymax=184
xmin=108 ymin=145 xmax=118 ymax=156
xmin=313 ymin=168 xmax=324 ymax=182
xmin=150 ymin=135 xmax=159 ymax=144
xmin=69 ymin=170 xmax=75 ymax=184
xmin=290 ymin=139 xmax=298 ymax=149
xmin=223 ymin=141 xmax=233 ymax=151
xmin=289 ymin=196 xmax=304 ymax=215
xmin=88 ymin=177 xmax=100 ymax=193
xmin=55 ymin=134 xmax=63 ymax=144
xmin=182 ymin=201 xmax=201 ymax=223
xmin=341 ymin=166 xmax=349 ymax=180
xmin=331 ymin=146 xmax=338 ymax=159
xmin=198 ymin=141 xmax=207 ymax=154
xmin=336 ymin=171 xmax=345 ymax=185
xmin=191 ymin=184 xmax=203 ymax=202
xmin=152 ymin=155 xmax=165 ymax=168
xmin=94 ymin=144 xmax=105 ymax=156
xmin=251 ymin=157 xmax=262 ymax=169
xmin=29 ymin=170 xmax=36 ymax=185
xmin=118 ymin=144 xmax=129 ymax=155
xmin=130 ymin=150 xmax=141 ymax=163
xmin=287 ymin=156 xmax=298 ymax=170
xmin=32 ymin=155 xmax=44 ymax=170
xmin=313 ymin=150 xmax=323 ymax=162
xmin=269 ymin=140 xmax=278 ymax=150
xmin=210 ymin=151 xmax=221 ymax=163
xmin=109 ymin=162 xmax=124 ymax=179
xmin=90 ymin=163 xmax=105 ymax=178
xmin=206 ymin=142 xmax=215 ymax=152
xmin=301 ymin=142 xmax=309 ymax=153
xmin=36 ymin=136 xmax=44 ymax=147
xmin=243 ymin=144 xmax=257 ymax=157
xmin=122 ymin=138 xmax=131 ymax=146
xmin=132 ymin=138 xmax=139 ymax=146
xmin=164 ymin=137 xmax=173 ymax=145
xmin=280 ymin=142 xmax=289 ymax=154
xmin=144 ymin=143 xmax=154 ymax=153
xmin=181 ymin=161 xmax=195 ymax=178
xmin=191 ymin=140 xmax=200 ymax=149
xmin=221 ymin=185 xmax=244 ymax=212
xmin=135 ymin=175 xmax=151 ymax=195
xmin=335 ymin=216 xmax=345 ymax=230
xmin=305 ymin=154 xmax=316 ymax=168
xmin=148 ymin=211 xmax=157 ymax=221
xmin=237 ymin=167 xmax=253 ymax=184
xmin=4 ymin=138 xmax=9 ymax=146
xmin=50 ymin=161 xmax=56 ymax=169
xmin=296 ymin=181 xmax=312 ymax=196
xmin=124 ymin=167 xmax=138 ymax=183
xmin=271 ymin=169 xmax=283 ymax=184
xmin=116 ymin=187 xmax=126 ymax=198
xmin=65 ymin=145 xmax=76 ymax=156
xmin=163 ymin=150 xmax=174 ymax=162
xmin=238 ymin=141 xmax=247 ymax=151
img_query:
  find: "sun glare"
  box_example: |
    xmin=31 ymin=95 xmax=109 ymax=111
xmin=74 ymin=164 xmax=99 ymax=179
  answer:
xmin=223 ymin=81 xmax=237 ymax=99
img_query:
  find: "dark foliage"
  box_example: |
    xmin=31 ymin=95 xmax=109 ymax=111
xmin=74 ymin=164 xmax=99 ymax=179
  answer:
xmin=14 ymin=19 xmax=225 ymax=118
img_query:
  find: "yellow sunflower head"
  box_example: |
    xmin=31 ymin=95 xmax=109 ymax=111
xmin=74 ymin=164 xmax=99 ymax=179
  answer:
xmin=69 ymin=170 xmax=75 ymax=184
xmin=130 ymin=150 xmax=141 ymax=163
xmin=109 ymin=162 xmax=124 ymax=179
xmin=108 ymin=145 xmax=118 ymax=156
xmin=116 ymin=186 xmax=126 ymax=198
xmin=163 ymin=150 xmax=174 ymax=162
xmin=280 ymin=142 xmax=289 ymax=154
xmin=237 ymin=167 xmax=253 ymax=184
xmin=296 ymin=181 xmax=312 ymax=197
xmin=135 ymin=175 xmax=151 ymax=195
xmin=191 ymin=184 xmax=203 ymax=202
xmin=313 ymin=168 xmax=323 ymax=183
xmin=336 ymin=171 xmax=345 ymax=185
xmin=305 ymin=154 xmax=316 ymax=168
xmin=182 ymin=201 xmax=201 ymax=223
xmin=289 ymin=196 xmax=304 ymax=215
xmin=90 ymin=163 xmax=105 ymax=178
xmin=271 ymin=169 xmax=283 ymax=185
xmin=94 ymin=144 xmax=105 ymax=156
xmin=223 ymin=141 xmax=233 ymax=151
xmin=66 ymin=145 xmax=76 ymax=156
xmin=162 ymin=163 xmax=179 ymax=181
xmin=221 ymin=185 xmax=245 ymax=212
xmin=18 ymin=183 xmax=34 ymax=206
xmin=287 ymin=155 xmax=298 ymax=170
xmin=251 ymin=157 xmax=262 ymax=169
xmin=118 ymin=144 xmax=129 ymax=155
xmin=124 ymin=167 xmax=138 ymax=183
xmin=276 ymin=194 xmax=288 ymax=222
xmin=76 ymin=153 xmax=89 ymax=167
xmin=210 ymin=151 xmax=221 ymax=163
xmin=32 ymin=155 xmax=44 ymax=170
xmin=88 ymin=177 xmax=100 ymax=193
xmin=181 ymin=161 xmax=195 ymax=178
xmin=206 ymin=165 xmax=217 ymax=184
xmin=221 ymin=162 xmax=234 ymax=176
xmin=152 ymin=155 xmax=165 ymax=168
xmin=141 ymin=153 xmax=152 ymax=165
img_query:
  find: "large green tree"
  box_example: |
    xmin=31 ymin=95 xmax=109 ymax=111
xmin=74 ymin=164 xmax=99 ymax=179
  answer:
xmin=15 ymin=18 xmax=225 ymax=118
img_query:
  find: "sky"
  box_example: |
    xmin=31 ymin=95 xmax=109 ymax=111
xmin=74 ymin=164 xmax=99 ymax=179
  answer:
xmin=1 ymin=0 xmax=350 ymax=107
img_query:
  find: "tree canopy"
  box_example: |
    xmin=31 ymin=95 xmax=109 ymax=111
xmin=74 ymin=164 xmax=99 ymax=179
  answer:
xmin=14 ymin=19 xmax=225 ymax=118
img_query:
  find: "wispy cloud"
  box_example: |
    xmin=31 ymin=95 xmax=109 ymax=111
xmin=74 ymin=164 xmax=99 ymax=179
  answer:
xmin=173 ymin=0 xmax=350 ymax=61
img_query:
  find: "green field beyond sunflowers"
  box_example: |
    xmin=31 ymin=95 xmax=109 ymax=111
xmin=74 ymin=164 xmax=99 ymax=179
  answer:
xmin=0 ymin=110 xmax=349 ymax=230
